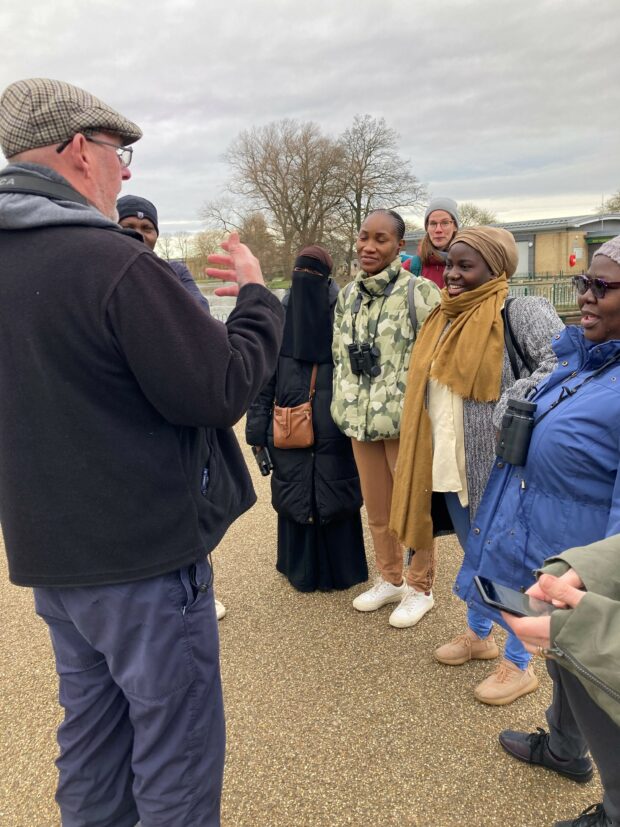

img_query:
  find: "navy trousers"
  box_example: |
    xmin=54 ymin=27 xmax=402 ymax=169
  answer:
xmin=34 ymin=558 xmax=224 ymax=827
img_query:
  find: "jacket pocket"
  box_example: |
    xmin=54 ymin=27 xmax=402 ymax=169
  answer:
xmin=315 ymin=474 xmax=362 ymax=522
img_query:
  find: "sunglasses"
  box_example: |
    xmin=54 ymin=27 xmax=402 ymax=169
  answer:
xmin=572 ymin=274 xmax=620 ymax=300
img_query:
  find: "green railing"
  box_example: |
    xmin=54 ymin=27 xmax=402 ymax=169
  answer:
xmin=509 ymin=276 xmax=578 ymax=313
xmin=199 ymin=275 xmax=582 ymax=323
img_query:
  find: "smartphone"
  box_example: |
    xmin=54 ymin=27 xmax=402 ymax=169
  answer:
xmin=474 ymin=576 xmax=555 ymax=618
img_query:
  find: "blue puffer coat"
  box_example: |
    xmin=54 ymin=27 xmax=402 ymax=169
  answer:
xmin=455 ymin=325 xmax=620 ymax=626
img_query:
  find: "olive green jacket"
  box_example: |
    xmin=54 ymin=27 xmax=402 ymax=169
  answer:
xmin=540 ymin=535 xmax=620 ymax=726
xmin=331 ymin=259 xmax=440 ymax=441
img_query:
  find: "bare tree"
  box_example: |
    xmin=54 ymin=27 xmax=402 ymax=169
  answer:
xmin=186 ymin=229 xmax=226 ymax=280
xmin=337 ymin=115 xmax=427 ymax=268
xmin=155 ymin=232 xmax=195 ymax=262
xmin=201 ymin=197 xmax=246 ymax=233
xmin=176 ymin=232 xmax=192 ymax=262
xmin=458 ymin=202 xmax=497 ymax=227
xmin=216 ymin=120 xmax=345 ymax=273
xmin=404 ymin=218 xmax=421 ymax=234
xmin=202 ymin=115 xmax=426 ymax=276
xmin=155 ymin=233 xmax=175 ymax=261
xmin=237 ymin=212 xmax=282 ymax=279
xmin=596 ymin=190 xmax=620 ymax=214
xmin=200 ymin=206 xmax=284 ymax=279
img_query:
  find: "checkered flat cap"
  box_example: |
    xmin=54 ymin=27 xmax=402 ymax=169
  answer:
xmin=0 ymin=78 xmax=142 ymax=158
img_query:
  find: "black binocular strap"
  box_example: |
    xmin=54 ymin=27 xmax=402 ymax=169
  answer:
xmin=535 ymin=352 xmax=620 ymax=429
xmin=0 ymin=171 xmax=88 ymax=206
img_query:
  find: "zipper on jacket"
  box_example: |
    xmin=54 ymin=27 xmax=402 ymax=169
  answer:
xmin=549 ymin=646 xmax=620 ymax=704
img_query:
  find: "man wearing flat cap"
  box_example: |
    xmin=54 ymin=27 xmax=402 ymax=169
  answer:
xmin=0 ymin=78 xmax=283 ymax=827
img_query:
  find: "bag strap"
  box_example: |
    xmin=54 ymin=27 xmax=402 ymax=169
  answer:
xmin=501 ymin=297 xmax=531 ymax=379
xmin=308 ymin=364 xmax=318 ymax=400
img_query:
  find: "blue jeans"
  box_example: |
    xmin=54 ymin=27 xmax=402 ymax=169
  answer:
xmin=443 ymin=492 xmax=531 ymax=670
xmin=34 ymin=558 xmax=224 ymax=827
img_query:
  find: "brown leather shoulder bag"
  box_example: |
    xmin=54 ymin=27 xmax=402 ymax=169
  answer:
xmin=273 ymin=364 xmax=318 ymax=450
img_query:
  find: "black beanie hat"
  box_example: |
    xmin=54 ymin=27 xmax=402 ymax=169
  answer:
xmin=117 ymin=195 xmax=159 ymax=235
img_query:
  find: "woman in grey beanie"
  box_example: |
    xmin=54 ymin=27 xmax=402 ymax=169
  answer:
xmin=406 ymin=196 xmax=459 ymax=288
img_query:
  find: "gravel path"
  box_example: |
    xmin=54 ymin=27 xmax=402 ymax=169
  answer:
xmin=0 ymin=436 xmax=602 ymax=827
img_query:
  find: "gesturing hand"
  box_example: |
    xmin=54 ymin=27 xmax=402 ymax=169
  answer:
xmin=204 ymin=232 xmax=265 ymax=296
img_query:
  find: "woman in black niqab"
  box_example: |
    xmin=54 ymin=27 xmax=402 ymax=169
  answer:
xmin=246 ymin=245 xmax=368 ymax=592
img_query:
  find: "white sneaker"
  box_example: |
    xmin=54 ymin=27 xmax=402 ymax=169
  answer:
xmin=352 ymin=577 xmax=407 ymax=612
xmin=215 ymin=599 xmax=226 ymax=620
xmin=389 ymin=587 xmax=435 ymax=628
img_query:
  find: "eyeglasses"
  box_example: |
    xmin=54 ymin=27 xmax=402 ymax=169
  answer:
xmin=572 ymin=274 xmax=620 ymax=299
xmin=56 ymin=135 xmax=133 ymax=168
xmin=428 ymin=219 xmax=454 ymax=230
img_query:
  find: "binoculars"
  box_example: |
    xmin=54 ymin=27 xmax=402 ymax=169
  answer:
xmin=252 ymin=445 xmax=274 ymax=476
xmin=496 ymin=398 xmax=537 ymax=467
xmin=348 ymin=342 xmax=381 ymax=377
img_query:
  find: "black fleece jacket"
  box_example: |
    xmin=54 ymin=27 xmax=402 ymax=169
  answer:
xmin=0 ymin=223 xmax=283 ymax=586
xmin=245 ymin=288 xmax=362 ymax=526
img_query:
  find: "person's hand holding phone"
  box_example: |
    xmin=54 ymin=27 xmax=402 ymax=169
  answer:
xmin=525 ymin=567 xmax=584 ymax=608
xmin=502 ymin=572 xmax=586 ymax=654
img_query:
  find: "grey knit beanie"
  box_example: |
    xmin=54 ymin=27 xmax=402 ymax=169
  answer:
xmin=593 ymin=236 xmax=620 ymax=267
xmin=424 ymin=197 xmax=459 ymax=229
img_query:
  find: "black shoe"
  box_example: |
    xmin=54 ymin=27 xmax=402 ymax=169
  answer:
xmin=499 ymin=727 xmax=594 ymax=783
xmin=554 ymin=803 xmax=613 ymax=826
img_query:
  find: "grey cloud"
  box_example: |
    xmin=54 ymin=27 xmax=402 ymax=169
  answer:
xmin=1 ymin=0 xmax=618 ymax=231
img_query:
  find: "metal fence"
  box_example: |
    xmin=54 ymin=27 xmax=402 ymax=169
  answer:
xmin=509 ymin=276 xmax=578 ymax=310
xmin=200 ymin=278 xmax=580 ymax=324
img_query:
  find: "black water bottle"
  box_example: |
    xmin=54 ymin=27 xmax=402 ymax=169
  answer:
xmin=496 ymin=399 xmax=537 ymax=466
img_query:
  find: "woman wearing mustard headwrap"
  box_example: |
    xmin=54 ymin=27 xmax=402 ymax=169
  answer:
xmin=390 ymin=227 xmax=564 ymax=705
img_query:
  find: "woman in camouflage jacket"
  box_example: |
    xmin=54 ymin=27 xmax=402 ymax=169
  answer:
xmin=331 ymin=209 xmax=441 ymax=628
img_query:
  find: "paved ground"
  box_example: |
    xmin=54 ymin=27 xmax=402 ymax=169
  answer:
xmin=0 ymin=435 xmax=603 ymax=827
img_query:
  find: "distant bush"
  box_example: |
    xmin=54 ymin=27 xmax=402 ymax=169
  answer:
xmin=268 ymin=278 xmax=291 ymax=290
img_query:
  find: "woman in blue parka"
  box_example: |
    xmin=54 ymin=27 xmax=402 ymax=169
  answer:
xmin=457 ymin=236 xmax=620 ymax=806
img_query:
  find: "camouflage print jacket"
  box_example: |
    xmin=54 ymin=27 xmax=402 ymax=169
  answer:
xmin=331 ymin=258 xmax=440 ymax=441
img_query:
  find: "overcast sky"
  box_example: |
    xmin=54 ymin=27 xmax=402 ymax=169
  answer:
xmin=2 ymin=0 xmax=619 ymax=234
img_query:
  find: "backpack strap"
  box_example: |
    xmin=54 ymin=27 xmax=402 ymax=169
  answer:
xmin=345 ymin=276 xmax=419 ymax=339
xmin=408 ymin=276 xmax=418 ymax=340
xmin=501 ymin=297 xmax=530 ymax=380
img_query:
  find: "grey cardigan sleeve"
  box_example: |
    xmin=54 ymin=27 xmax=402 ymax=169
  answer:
xmin=493 ymin=296 xmax=564 ymax=428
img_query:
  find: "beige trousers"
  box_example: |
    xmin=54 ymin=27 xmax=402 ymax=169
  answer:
xmin=351 ymin=438 xmax=435 ymax=593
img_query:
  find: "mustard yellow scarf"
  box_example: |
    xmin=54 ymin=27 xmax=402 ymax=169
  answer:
xmin=389 ymin=276 xmax=509 ymax=549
